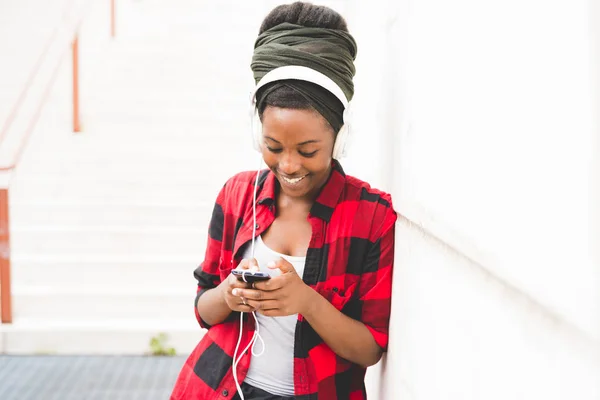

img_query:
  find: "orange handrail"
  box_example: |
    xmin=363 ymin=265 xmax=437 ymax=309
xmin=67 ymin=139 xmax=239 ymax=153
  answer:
xmin=0 ymin=0 xmax=80 ymax=145
xmin=0 ymin=0 xmax=117 ymax=323
xmin=0 ymin=48 xmax=68 ymax=173
xmin=0 ymin=189 xmax=10 ymax=323
xmin=111 ymin=0 xmax=116 ymax=38
xmin=0 ymin=34 xmax=58 ymax=147
xmin=73 ymin=35 xmax=81 ymax=133
xmin=0 ymin=31 xmax=68 ymax=324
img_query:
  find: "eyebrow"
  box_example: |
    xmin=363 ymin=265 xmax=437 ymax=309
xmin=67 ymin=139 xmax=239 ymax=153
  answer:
xmin=265 ymin=136 xmax=321 ymax=146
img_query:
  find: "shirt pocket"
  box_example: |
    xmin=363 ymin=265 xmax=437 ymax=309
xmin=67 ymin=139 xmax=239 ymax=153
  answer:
xmin=218 ymin=255 xmax=234 ymax=282
xmin=319 ymin=282 xmax=358 ymax=312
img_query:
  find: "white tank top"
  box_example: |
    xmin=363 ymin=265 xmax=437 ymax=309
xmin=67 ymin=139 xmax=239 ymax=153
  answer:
xmin=241 ymin=235 xmax=306 ymax=397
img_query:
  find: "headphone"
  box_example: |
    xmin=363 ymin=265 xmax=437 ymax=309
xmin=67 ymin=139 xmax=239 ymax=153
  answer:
xmin=248 ymin=65 xmax=353 ymax=160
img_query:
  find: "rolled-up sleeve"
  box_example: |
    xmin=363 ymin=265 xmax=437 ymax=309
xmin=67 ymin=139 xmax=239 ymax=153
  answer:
xmin=357 ymin=209 xmax=396 ymax=351
xmin=193 ymin=184 xmax=228 ymax=329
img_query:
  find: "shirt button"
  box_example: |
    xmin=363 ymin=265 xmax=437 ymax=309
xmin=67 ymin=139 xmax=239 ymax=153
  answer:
xmin=222 ymin=389 xmax=229 ymax=396
xmin=255 ymin=223 xmax=260 ymax=229
xmin=333 ymin=287 xmax=339 ymax=293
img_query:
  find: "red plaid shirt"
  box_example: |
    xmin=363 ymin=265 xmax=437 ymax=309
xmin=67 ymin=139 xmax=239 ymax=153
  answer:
xmin=171 ymin=160 xmax=397 ymax=400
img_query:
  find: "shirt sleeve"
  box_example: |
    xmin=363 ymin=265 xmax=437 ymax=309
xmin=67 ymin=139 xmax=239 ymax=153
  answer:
xmin=357 ymin=209 xmax=397 ymax=351
xmin=193 ymin=182 xmax=228 ymax=329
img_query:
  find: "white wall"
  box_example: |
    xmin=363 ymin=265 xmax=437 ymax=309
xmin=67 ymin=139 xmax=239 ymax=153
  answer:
xmin=591 ymin=0 xmax=600 ymax=346
xmin=340 ymin=0 xmax=600 ymax=398
xmin=381 ymin=216 xmax=599 ymax=400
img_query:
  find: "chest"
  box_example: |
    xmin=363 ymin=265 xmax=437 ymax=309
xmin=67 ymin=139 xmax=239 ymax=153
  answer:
xmin=228 ymin=200 xmax=364 ymax=296
xmin=261 ymin=212 xmax=312 ymax=258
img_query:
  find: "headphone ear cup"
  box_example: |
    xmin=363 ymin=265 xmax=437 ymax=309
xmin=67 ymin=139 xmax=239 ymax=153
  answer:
xmin=332 ymin=124 xmax=348 ymax=159
xmin=332 ymin=103 xmax=352 ymax=159
xmin=250 ymin=105 xmax=262 ymax=152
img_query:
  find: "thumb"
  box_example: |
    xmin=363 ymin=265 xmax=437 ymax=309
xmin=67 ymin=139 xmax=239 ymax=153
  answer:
xmin=268 ymin=257 xmax=295 ymax=274
xmin=249 ymin=258 xmax=259 ymax=271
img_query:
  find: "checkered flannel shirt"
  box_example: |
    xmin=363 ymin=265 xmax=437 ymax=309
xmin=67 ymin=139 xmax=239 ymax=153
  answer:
xmin=171 ymin=160 xmax=397 ymax=400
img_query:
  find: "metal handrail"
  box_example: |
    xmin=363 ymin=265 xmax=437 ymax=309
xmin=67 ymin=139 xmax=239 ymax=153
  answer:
xmin=0 ymin=0 xmax=117 ymax=324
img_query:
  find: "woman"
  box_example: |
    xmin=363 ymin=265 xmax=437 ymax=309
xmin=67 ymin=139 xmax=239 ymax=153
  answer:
xmin=171 ymin=2 xmax=396 ymax=399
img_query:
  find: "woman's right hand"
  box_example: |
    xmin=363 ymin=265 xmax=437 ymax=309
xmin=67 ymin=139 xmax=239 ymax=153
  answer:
xmin=220 ymin=258 xmax=259 ymax=313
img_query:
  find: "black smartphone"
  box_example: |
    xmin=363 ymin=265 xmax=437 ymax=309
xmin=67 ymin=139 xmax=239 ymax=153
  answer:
xmin=231 ymin=269 xmax=271 ymax=283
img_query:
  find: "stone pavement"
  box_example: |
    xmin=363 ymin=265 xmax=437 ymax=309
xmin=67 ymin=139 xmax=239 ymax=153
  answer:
xmin=0 ymin=355 xmax=187 ymax=400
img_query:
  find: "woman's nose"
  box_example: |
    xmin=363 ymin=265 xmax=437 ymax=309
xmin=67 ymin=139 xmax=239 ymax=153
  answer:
xmin=278 ymin=152 xmax=301 ymax=175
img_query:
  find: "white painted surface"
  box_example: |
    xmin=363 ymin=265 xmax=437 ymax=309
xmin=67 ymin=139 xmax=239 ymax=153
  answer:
xmin=590 ymin=0 xmax=600 ymax=345
xmin=349 ymin=0 xmax=600 ymax=398
xmin=377 ymin=216 xmax=599 ymax=400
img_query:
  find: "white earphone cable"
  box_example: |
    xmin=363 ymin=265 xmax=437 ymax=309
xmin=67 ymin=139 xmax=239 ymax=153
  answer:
xmin=232 ymin=154 xmax=265 ymax=400
xmin=233 ymin=65 xmax=349 ymax=398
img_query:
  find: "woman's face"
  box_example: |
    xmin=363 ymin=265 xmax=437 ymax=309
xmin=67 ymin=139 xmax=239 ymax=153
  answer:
xmin=260 ymin=106 xmax=335 ymax=201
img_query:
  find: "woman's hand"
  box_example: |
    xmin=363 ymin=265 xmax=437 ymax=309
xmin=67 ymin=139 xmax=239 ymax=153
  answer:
xmin=232 ymin=257 xmax=315 ymax=317
xmin=221 ymin=258 xmax=260 ymax=313
xmin=230 ymin=258 xmax=384 ymax=367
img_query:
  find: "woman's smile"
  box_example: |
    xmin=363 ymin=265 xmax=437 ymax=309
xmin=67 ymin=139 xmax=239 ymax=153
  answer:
xmin=279 ymin=173 xmax=308 ymax=186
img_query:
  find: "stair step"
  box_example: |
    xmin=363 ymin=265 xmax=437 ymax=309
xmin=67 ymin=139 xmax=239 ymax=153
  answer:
xmin=17 ymin=143 xmax=248 ymax=163
xmin=9 ymin=202 xmax=212 ymax=227
xmin=11 ymin=226 xmax=210 ymax=256
xmin=9 ymin=178 xmax=224 ymax=203
xmin=1 ymin=317 xmax=204 ymax=355
xmin=12 ymin=286 xmax=196 ymax=320
xmin=11 ymin=256 xmax=200 ymax=287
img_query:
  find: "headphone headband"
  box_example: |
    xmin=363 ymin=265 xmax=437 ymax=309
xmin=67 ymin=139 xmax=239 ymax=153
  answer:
xmin=248 ymin=65 xmax=352 ymax=159
xmin=250 ymin=66 xmax=349 ymax=109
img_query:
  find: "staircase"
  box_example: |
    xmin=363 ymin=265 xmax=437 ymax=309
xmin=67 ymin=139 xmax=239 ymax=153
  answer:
xmin=1 ymin=0 xmax=271 ymax=354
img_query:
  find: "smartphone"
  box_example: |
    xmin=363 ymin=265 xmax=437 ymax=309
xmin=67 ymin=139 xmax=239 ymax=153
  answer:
xmin=231 ymin=269 xmax=271 ymax=283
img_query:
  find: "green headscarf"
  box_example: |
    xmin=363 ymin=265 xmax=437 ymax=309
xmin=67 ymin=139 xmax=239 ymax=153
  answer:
xmin=251 ymin=22 xmax=358 ymax=133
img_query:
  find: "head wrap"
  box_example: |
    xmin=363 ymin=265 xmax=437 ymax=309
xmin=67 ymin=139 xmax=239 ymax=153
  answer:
xmin=251 ymin=22 xmax=357 ymax=133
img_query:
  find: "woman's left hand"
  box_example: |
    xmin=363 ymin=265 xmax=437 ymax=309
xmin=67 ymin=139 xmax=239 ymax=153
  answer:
xmin=231 ymin=257 xmax=314 ymax=317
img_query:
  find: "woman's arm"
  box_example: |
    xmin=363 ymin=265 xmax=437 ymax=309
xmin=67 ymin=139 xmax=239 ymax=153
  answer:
xmin=196 ymin=281 xmax=232 ymax=326
xmin=301 ymin=286 xmax=383 ymax=367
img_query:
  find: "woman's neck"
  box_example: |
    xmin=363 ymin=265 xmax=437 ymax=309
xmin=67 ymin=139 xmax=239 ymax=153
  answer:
xmin=276 ymin=191 xmax=313 ymax=215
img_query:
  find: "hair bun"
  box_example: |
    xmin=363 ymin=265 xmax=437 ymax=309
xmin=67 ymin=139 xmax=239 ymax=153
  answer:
xmin=259 ymin=2 xmax=349 ymax=34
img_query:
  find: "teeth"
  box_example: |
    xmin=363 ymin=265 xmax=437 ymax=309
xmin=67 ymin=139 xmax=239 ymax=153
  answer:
xmin=282 ymin=175 xmax=306 ymax=184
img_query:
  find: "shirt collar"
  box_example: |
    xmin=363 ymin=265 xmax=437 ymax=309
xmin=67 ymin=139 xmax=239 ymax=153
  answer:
xmin=256 ymin=160 xmax=346 ymax=222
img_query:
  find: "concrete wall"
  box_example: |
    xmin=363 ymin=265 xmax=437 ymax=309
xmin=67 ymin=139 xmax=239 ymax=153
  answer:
xmin=339 ymin=0 xmax=600 ymax=398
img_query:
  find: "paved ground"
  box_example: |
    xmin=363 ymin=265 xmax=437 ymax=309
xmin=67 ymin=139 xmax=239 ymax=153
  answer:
xmin=0 ymin=355 xmax=187 ymax=399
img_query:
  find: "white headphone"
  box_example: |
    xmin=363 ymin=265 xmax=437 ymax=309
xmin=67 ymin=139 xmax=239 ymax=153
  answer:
xmin=248 ymin=65 xmax=353 ymax=160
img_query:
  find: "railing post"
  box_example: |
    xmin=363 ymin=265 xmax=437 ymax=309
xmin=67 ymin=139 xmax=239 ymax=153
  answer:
xmin=111 ymin=0 xmax=116 ymax=38
xmin=0 ymin=187 xmax=12 ymax=323
xmin=72 ymin=35 xmax=81 ymax=133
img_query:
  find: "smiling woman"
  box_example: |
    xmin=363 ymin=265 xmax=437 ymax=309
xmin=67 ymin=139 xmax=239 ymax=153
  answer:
xmin=170 ymin=2 xmax=397 ymax=400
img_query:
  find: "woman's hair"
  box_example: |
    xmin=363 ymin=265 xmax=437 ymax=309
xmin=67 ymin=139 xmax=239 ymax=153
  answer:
xmin=256 ymin=2 xmax=349 ymax=130
xmin=258 ymin=2 xmax=348 ymax=34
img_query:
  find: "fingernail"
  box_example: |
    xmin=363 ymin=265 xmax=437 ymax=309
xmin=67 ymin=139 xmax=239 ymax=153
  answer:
xmin=232 ymin=289 xmax=239 ymax=296
xmin=251 ymin=266 xmax=259 ymax=272
xmin=267 ymin=261 xmax=276 ymax=268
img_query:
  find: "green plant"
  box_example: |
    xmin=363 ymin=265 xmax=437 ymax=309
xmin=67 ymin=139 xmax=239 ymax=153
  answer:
xmin=149 ymin=332 xmax=176 ymax=356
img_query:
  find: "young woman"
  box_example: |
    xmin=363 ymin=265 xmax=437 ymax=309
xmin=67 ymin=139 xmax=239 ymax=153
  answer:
xmin=171 ymin=3 xmax=396 ymax=399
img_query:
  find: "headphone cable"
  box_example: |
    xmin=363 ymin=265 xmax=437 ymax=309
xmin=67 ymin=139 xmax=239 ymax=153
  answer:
xmin=232 ymin=155 xmax=266 ymax=399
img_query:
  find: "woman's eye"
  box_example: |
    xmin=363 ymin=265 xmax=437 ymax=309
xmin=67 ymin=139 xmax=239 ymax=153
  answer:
xmin=299 ymin=150 xmax=318 ymax=158
xmin=266 ymin=146 xmax=283 ymax=154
